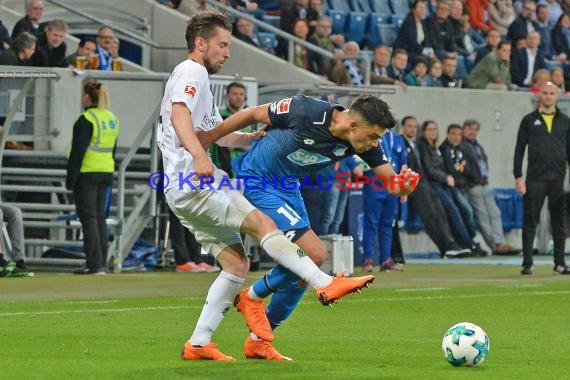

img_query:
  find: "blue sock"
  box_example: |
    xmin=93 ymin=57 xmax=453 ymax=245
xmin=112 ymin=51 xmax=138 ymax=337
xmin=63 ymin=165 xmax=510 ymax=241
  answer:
xmin=266 ymin=285 xmax=307 ymax=329
xmin=251 ymin=265 xmax=300 ymax=298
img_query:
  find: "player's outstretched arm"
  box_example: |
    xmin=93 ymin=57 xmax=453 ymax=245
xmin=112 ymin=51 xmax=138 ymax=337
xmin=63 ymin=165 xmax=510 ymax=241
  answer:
xmin=216 ymin=130 xmax=267 ymax=148
xmin=171 ymin=102 xmax=213 ymax=177
xmin=196 ymin=104 xmax=271 ymax=150
xmin=373 ymin=163 xmax=420 ymax=197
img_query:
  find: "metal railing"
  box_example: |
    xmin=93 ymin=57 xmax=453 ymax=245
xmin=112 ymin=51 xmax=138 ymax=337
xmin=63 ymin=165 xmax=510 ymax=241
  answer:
xmin=113 ymin=103 xmax=160 ymax=272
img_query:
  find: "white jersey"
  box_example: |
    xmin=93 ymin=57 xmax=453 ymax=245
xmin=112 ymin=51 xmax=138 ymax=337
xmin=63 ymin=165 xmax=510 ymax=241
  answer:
xmin=157 ymin=59 xmax=223 ymax=192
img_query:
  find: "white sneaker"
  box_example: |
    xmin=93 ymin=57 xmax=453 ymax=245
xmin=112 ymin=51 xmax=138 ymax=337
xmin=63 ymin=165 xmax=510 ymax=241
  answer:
xmin=444 ymin=248 xmax=471 ymax=258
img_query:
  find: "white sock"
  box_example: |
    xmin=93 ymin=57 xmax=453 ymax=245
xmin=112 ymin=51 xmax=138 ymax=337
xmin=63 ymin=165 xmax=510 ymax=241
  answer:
xmin=248 ymin=287 xmax=264 ymax=301
xmin=249 ymin=332 xmax=261 ymax=341
xmin=260 ymin=231 xmax=332 ymax=289
xmin=189 ymin=271 xmax=244 ymax=346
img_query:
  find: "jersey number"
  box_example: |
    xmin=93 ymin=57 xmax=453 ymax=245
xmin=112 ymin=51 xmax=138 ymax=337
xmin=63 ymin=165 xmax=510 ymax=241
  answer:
xmin=277 ymin=204 xmax=302 ymax=226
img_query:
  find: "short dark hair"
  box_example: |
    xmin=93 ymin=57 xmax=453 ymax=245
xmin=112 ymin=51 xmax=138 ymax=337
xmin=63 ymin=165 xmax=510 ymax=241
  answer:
xmin=350 ymin=95 xmax=396 ymax=129
xmin=497 ymin=40 xmax=511 ymax=50
xmin=79 ymin=36 xmax=96 ymax=48
xmin=401 ymin=115 xmax=417 ymax=126
xmin=447 ymin=123 xmax=462 ymax=134
xmin=185 ymin=11 xmax=232 ymax=52
xmin=226 ymin=82 xmax=246 ymax=94
xmin=463 ymin=119 xmax=480 ymax=129
xmin=391 ymin=48 xmax=408 ymax=59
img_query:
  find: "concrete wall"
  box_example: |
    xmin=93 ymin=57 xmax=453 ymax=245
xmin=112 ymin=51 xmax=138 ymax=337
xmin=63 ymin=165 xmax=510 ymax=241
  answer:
xmin=48 ymin=69 xmax=167 ymax=152
xmin=283 ymin=86 xmax=538 ymax=189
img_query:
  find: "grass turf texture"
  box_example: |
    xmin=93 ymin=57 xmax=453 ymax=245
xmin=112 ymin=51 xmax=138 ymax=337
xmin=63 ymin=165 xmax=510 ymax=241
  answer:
xmin=1 ymin=264 xmax=569 ymax=379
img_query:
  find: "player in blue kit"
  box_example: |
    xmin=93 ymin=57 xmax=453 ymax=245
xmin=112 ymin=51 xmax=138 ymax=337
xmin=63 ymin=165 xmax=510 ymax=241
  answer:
xmin=362 ymin=128 xmax=408 ymax=272
xmin=198 ymin=94 xmax=419 ymax=360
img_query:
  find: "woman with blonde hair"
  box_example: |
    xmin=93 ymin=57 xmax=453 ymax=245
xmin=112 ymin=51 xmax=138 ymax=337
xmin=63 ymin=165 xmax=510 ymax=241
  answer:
xmin=66 ymin=80 xmax=120 ymax=274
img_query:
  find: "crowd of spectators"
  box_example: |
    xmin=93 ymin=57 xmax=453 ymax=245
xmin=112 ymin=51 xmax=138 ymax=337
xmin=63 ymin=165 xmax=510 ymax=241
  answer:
xmin=153 ymin=0 xmax=570 ymax=92
xmin=0 ymin=0 xmax=122 ymax=70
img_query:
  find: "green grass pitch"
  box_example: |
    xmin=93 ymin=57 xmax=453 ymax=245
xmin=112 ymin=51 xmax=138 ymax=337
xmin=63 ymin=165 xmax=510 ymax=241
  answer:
xmin=1 ymin=264 xmax=569 ymax=379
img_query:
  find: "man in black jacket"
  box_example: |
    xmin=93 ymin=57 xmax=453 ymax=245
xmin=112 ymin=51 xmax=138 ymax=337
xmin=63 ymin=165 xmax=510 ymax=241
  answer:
xmin=514 ymin=81 xmax=570 ymax=275
xmin=11 ymin=0 xmax=45 ymax=39
xmin=401 ymin=116 xmax=471 ymax=258
xmin=425 ymin=0 xmax=458 ymax=58
xmin=462 ymin=119 xmax=521 ymax=256
xmin=28 ymin=19 xmax=67 ymax=67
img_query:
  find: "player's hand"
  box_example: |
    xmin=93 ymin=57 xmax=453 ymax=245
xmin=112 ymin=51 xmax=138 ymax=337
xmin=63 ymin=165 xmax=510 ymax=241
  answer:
xmin=195 ymin=130 xmax=215 ymax=151
xmin=515 ymin=177 xmax=526 ymax=195
xmin=397 ymin=165 xmax=419 ymax=196
xmin=193 ymin=150 xmax=214 ymax=178
xmin=447 ymin=175 xmax=455 ymax=187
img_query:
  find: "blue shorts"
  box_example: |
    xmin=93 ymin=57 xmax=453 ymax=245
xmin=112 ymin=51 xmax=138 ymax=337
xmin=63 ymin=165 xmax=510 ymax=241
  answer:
xmin=244 ymin=186 xmax=310 ymax=232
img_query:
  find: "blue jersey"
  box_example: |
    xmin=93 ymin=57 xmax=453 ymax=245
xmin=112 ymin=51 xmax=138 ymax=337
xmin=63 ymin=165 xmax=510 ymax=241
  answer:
xmin=235 ymin=95 xmax=388 ymax=181
xmin=363 ymin=130 xmax=407 ymax=198
xmin=233 ymin=95 xmax=389 ymax=232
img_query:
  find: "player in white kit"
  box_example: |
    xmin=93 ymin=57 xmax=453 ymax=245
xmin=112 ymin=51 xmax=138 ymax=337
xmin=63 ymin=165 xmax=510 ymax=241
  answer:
xmin=158 ymin=11 xmax=375 ymax=361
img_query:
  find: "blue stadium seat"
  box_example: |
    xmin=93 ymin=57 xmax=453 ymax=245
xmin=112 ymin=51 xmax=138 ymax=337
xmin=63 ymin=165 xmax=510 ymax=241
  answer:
xmin=377 ymin=23 xmax=398 ymax=46
xmin=513 ymin=191 xmax=523 ymax=229
xmin=370 ymin=0 xmax=392 ymax=15
xmin=492 ymin=188 xmax=524 ymax=231
xmin=328 ymin=10 xmax=348 ymax=34
xmin=367 ymin=14 xmax=390 ymax=47
xmin=390 ymin=0 xmax=410 ymax=17
xmin=257 ymin=32 xmax=278 ymax=54
xmin=391 ymin=14 xmax=405 ymax=27
xmin=257 ymin=0 xmax=280 ymax=10
xmin=263 ymin=15 xmax=280 ymax=29
xmin=350 ymin=0 xmax=373 ymax=12
xmin=346 ymin=12 xmax=368 ymax=44
xmin=329 ymin=0 xmax=352 ymax=11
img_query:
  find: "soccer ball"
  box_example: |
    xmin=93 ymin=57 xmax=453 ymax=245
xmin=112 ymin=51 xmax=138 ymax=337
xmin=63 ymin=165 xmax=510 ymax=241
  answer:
xmin=442 ymin=322 xmax=490 ymax=367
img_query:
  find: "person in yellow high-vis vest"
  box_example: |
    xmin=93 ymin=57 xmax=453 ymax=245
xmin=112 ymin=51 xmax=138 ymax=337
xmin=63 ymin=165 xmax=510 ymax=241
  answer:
xmin=66 ymin=80 xmax=119 ymax=275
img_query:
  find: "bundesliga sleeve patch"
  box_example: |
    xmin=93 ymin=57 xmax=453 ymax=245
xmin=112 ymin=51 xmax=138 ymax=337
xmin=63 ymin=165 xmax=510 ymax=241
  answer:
xmin=183 ymin=84 xmax=197 ymax=97
xmin=270 ymin=98 xmax=292 ymax=114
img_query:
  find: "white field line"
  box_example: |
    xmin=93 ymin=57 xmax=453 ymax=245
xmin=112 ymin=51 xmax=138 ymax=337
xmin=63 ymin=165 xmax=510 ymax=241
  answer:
xmin=1 ymin=289 xmax=570 ymax=317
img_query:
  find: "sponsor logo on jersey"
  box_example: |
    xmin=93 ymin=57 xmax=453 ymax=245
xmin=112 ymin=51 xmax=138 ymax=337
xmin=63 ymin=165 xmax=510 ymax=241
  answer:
xmin=184 ymin=84 xmax=197 ymax=97
xmin=333 ymin=144 xmax=348 ymax=157
xmin=287 ymin=149 xmax=331 ymax=166
xmin=275 ymin=98 xmax=292 ymax=114
xmin=304 ymin=138 xmax=315 ymax=145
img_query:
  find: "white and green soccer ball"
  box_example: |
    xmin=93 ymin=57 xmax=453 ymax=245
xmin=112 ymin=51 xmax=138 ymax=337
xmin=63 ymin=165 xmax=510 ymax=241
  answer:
xmin=442 ymin=322 xmax=490 ymax=367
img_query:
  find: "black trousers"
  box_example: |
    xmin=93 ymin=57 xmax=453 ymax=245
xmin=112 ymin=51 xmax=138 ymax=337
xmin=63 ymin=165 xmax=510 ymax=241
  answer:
xmin=522 ymin=179 xmax=566 ymax=267
xmin=74 ymin=174 xmax=112 ymax=271
xmin=168 ymin=211 xmax=203 ymax=265
xmin=409 ymin=182 xmax=459 ymax=255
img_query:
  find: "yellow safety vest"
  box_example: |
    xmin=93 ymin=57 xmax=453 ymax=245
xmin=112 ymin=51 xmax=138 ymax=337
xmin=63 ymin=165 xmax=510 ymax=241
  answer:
xmin=79 ymin=108 xmax=120 ymax=173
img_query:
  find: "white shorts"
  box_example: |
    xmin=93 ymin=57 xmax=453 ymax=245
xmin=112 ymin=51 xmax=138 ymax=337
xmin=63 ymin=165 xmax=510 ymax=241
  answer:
xmin=165 ymin=168 xmax=256 ymax=257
